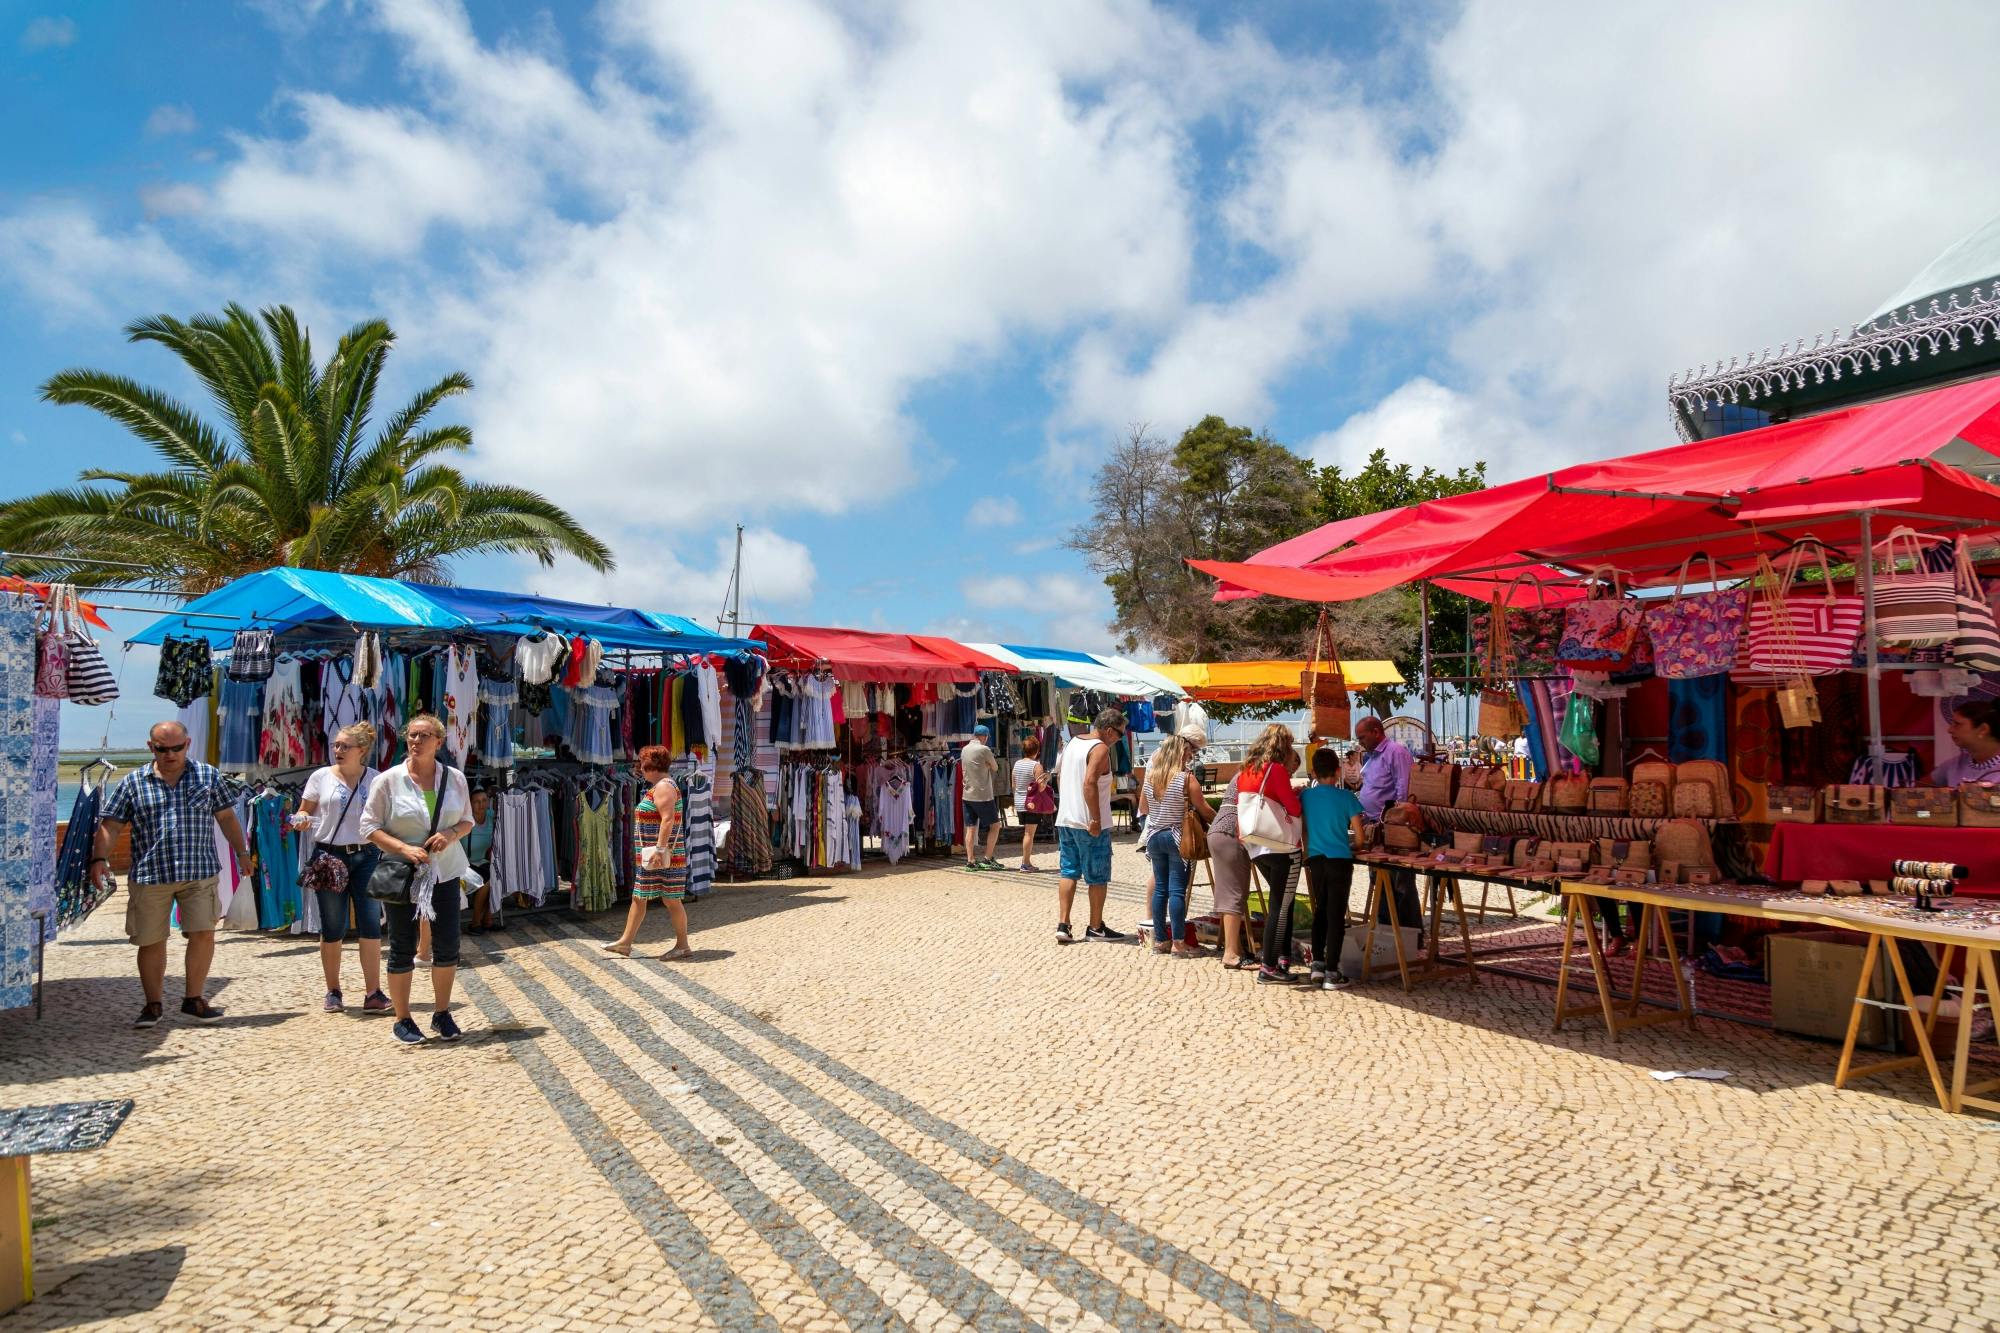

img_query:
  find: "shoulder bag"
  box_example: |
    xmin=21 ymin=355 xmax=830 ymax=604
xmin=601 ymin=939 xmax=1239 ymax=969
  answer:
xmin=1023 ymin=770 xmax=1056 ymax=815
xmin=1643 ymin=552 xmax=1749 ymax=680
xmin=1951 ymin=537 xmax=2000 ymax=673
xmin=33 ymin=586 xmax=69 ymax=699
xmin=1178 ymin=776 xmax=1212 ymax=861
xmin=1872 ymin=527 xmax=1958 ymax=649
xmin=366 ymin=768 xmax=446 ymax=903
xmin=1557 ymin=567 xmax=1646 ymax=671
xmin=1236 ymin=766 xmax=1301 ymax=853
xmin=59 ymin=585 xmax=120 ymax=705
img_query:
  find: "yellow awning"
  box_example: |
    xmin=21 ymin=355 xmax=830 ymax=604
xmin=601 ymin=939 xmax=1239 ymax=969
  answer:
xmin=1145 ymin=660 xmax=1403 ymax=703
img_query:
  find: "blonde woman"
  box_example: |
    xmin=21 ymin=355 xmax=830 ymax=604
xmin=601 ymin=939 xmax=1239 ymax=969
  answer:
xmin=291 ymin=721 xmax=387 ymax=1013
xmin=1143 ymin=725 xmax=1215 ymax=958
xmin=361 ymin=713 xmax=474 ymax=1045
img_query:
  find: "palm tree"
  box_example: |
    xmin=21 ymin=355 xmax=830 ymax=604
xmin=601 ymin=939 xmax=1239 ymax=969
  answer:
xmin=0 ymin=303 xmax=614 ymax=593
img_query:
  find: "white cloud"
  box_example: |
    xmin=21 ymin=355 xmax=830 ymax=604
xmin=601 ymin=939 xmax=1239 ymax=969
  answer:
xmin=138 ymin=183 xmax=206 ymax=219
xmin=9 ymin=431 xmax=25 ymax=446
xmin=961 ymin=571 xmax=1103 ymax=620
xmin=20 ymin=16 xmax=76 ymax=50
xmin=540 ymin=526 xmax=816 ymax=624
xmin=966 ymin=496 xmax=1022 ymax=528
xmin=144 ymin=104 xmax=198 ymax=137
xmin=1306 ymin=376 xmax=1535 ymax=480
xmin=0 ymin=203 xmax=198 ymax=322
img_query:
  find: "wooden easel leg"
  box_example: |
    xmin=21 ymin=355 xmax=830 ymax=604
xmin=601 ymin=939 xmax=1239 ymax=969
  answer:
xmin=0 ymin=1155 xmax=28 ymax=1315
xmin=1552 ymin=896 xmax=1580 ymax=1030
xmin=1580 ymin=895 xmax=1619 ymax=1039
xmin=1885 ymin=940 xmax=1950 ymax=1110
xmin=1834 ymin=933 xmax=1882 ymax=1089
xmin=1950 ymin=947 xmax=1983 ymax=1114
xmin=1624 ymin=904 xmax=1652 ymax=1020
xmin=1475 ymin=880 xmax=1491 ymax=923
xmin=1359 ymin=871 xmax=1381 ymax=982
xmin=1385 ymin=872 xmax=1410 ymax=991
xmin=1450 ymin=877 xmax=1478 ymax=984
xmin=1654 ymin=900 xmax=1695 ymax=1027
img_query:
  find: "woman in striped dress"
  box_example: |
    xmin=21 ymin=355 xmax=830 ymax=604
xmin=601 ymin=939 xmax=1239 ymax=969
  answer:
xmin=1143 ymin=727 xmax=1214 ymax=958
xmin=603 ymin=745 xmax=692 ymax=960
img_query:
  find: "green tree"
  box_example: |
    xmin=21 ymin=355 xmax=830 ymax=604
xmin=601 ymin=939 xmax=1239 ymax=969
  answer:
xmin=1 ymin=303 xmax=614 ymax=593
xmin=1315 ymin=448 xmax=1488 ymax=713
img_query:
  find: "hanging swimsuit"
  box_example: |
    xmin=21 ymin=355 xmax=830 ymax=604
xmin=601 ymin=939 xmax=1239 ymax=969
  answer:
xmin=155 ymin=636 xmax=213 ymax=708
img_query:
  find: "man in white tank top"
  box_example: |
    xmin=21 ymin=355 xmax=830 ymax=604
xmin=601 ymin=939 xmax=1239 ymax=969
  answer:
xmin=1054 ymin=707 xmax=1130 ymax=944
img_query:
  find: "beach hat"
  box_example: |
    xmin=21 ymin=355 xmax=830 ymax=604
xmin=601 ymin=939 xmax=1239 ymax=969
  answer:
xmin=1178 ymin=723 xmax=1207 ymax=747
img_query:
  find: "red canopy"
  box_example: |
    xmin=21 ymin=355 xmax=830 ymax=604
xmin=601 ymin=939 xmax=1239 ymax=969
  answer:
xmin=1200 ymin=377 xmax=2000 ymax=603
xmin=907 ymin=635 xmax=1017 ymax=675
xmin=750 ymin=624 xmax=985 ymax=683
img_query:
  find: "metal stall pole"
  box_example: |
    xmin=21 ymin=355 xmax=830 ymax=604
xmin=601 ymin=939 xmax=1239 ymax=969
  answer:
xmin=1856 ymin=510 xmax=1887 ymax=766
xmin=1420 ymin=582 xmax=1435 ymax=756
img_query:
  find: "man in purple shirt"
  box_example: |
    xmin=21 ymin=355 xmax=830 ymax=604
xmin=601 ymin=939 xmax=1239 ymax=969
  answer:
xmin=1355 ymin=717 xmax=1413 ymax=817
xmin=1355 ymin=717 xmax=1421 ymax=931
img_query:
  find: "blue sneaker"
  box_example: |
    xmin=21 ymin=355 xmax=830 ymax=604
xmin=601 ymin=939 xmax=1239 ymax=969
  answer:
xmin=430 ymin=1011 xmax=463 ymax=1043
xmin=392 ymin=1017 xmax=426 ymax=1046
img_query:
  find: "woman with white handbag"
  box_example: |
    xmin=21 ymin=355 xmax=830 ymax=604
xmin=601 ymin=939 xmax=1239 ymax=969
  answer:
xmin=1234 ymin=724 xmax=1304 ymax=985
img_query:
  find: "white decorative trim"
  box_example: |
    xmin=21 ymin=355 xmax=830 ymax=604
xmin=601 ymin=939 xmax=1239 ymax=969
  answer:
xmin=1667 ymin=286 xmax=2000 ymax=439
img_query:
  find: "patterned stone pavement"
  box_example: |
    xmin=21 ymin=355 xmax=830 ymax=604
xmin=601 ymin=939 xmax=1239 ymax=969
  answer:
xmin=6 ymin=838 xmax=2000 ymax=1331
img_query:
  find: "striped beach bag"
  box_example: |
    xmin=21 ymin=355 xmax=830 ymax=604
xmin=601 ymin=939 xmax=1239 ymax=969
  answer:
xmin=60 ymin=585 xmax=120 ymax=706
xmin=1953 ymin=536 xmax=2000 ymax=673
xmin=1872 ymin=527 xmax=1958 ymax=649
xmin=1731 ymin=541 xmax=1863 ymax=684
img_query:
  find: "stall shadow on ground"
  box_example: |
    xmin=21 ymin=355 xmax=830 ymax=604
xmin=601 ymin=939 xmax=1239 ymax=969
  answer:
xmin=6 ymin=1244 xmax=187 ymax=1330
xmin=0 ymin=977 xmax=305 ymax=1085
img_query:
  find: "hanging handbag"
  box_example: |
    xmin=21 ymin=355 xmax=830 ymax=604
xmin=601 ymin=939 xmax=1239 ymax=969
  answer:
xmin=1476 ymin=601 xmax=1528 ymax=736
xmin=366 ymin=768 xmax=446 ymax=902
xmin=59 ymin=585 xmax=119 ymax=705
xmin=300 ymin=777 xmax=369 ymax=895
xmin=1473 ymin=574 xmax=1564 ymax=679
xmin=33 ymin=585 xmax=70 ymax=699
xmin=1023 ymin=772 xmax=1056 ymax=815
xmin=1557 ymin=567 xmax=1646 ymax=671
xmin=1644 ymin=552 xmax=1748 ymax=679
xmin=1300 ymin=610 xmax=1351 ymax=739
xmin=1873 ymin=527 xmax=1958 ymax=649
xmin=1235 ymin=766 xmax=1300 ymax=853
xmin=228 ymin=629 xmax=276 ymax=681
xmin=1951 ymin=537 xmax=2000 ymax=673
xmin=1732 ymin=541 xmax=1864 ymax=682
xmin=1559 ymin=692 xmax=1599 ymax=765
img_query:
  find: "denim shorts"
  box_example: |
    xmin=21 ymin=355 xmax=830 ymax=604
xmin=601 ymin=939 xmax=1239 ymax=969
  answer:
xmin=1057 ymin=826 xmax=1113 ymax=885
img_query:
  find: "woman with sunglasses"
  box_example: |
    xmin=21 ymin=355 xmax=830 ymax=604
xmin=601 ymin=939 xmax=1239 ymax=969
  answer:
xmin=361 ymin=712 xmax=475 ymax=1046
xmin=290 ymin=721 xmax=388 ymax=1014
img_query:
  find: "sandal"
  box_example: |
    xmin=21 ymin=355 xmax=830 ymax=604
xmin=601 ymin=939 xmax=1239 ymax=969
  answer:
xmin=657 ymin=945 xmax=694 ymax=961
xmin=601 ymin=942 xmax=633 ymax=958
xmin=1223 ymin=955 xmax=1257 ymax=970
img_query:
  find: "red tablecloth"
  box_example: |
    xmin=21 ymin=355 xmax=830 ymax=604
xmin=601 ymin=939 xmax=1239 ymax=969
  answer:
xmin=1764 ymin=823 xmax=2000 ymax=896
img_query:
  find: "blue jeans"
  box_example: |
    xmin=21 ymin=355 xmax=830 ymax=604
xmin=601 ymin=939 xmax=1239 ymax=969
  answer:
xmin=1057 ymin=826 xmax=1112 ymax=885
xmin=1146 ymin=828 xmax=1189 ymax=947
xmin=317 ymin=845 xmax=383 ymax=943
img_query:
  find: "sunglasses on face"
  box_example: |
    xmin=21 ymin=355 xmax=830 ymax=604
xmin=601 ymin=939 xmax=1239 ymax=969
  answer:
xmin=149 ymin=742 xmax=188 ymax=754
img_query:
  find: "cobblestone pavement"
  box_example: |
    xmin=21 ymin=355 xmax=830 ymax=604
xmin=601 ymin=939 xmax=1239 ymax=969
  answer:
xmin=7 ymin=835 xmax=2000 ymax=1331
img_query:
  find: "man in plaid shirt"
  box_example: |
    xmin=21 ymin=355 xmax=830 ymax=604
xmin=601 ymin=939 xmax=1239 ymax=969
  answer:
xmin=93 ymin=720 xmax=257 ymax=1028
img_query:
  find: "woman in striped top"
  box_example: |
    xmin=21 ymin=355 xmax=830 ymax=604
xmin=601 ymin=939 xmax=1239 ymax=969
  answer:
xmin=1143 ymin=727 xmax=1214 ymax=957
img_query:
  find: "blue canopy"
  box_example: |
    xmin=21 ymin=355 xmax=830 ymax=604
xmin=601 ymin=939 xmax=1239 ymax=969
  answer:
xmin=130 ymin=567 xmax=756 ymax=655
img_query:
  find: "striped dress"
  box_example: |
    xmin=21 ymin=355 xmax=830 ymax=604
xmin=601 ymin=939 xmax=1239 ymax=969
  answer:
xmin=633 ymin=783 xmax=689 ymax=902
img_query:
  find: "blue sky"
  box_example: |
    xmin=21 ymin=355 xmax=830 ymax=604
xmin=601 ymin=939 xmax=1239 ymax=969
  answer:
xmin=6 ymin=1 xmax=2000 ymax=747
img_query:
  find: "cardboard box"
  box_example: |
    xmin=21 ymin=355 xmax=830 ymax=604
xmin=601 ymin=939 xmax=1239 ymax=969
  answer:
xmin=1766 ymin=930 xmax=1891 ymax=1046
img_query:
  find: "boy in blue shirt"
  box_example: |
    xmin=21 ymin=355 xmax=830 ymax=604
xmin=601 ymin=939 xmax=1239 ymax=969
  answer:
xmin=1300 ymin=747 xmax=1365 ymax=989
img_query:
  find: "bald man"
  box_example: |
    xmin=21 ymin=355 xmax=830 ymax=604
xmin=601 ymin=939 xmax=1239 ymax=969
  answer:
xmin=94 ymin=720 xmax=255 ymax=1028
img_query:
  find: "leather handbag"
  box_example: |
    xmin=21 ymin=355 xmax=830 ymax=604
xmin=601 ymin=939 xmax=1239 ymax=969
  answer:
xmin=1823 ymin=784 xmax=1886 ymax=825
xmin=1873 ymin=527 xmax=1958 ymax=649
xmin=1765 ymin=785 xmax=1821 ymax=824
xmin=1674 ymin=760 xmax=1732 ymax=819
xmin=1644 ymin=552 xmax=1748 ymax=679
xmin=1546 ymin=774 xmax=1588 ymax=814
xmin=1959 ymin=782 xmax=2000 ymax=829
xmin=1652 ymin=818 xmax=1712 ymax=870
xmin=366 ymin=769 xmax=447 ymax=902
xmin=1672 ymin=783 xmax=1717 ymax=818
xmin=1179 ymin=790 xmax=1213 ymax=861
xmin=1888 ymin=787 xmax=1958 ymax=827
xmin=1453 ymin=766 xmax=1505 ymax=812
xmin=1629 ymin=781 xmax=1668 ymax=819
xmin=1596 ymin=838 xmax=1653 ymax=870
xmin=1023 ymin=773 xmax=1056 ymax=815
xmin=1409 ymin=760 xmax=1458 ymax=807
xmin=1503 ymin=778 xmax=1542 ymax=813
xmin=1586 ymin=777 xmax=1629 ymax=815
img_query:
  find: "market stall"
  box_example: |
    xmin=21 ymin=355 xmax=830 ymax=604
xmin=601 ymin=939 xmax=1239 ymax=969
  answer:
xmin=129 ymin=567 xmax=763 ymax=924
xmin=1146 ymin=659 xmax=1404 ymax=704
xmin=1188 ymin=376 xmax=2000 ymax=1080
xmin=747 ymin=624 xmax=1014 ymax=870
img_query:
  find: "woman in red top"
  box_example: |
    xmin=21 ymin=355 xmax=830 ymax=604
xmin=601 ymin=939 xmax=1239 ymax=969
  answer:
xmin=1235 ymin=724 xmax=1304 ymax=984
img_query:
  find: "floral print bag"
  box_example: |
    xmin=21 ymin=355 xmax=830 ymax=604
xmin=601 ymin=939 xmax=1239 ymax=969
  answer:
xmin=1643 ymin=552 xmax=1748 ymax=680
xmin=1472 ymin=573 xmax=1565 ymax=679
xmin=1556 ymin=566 xmax=1648 ymax=671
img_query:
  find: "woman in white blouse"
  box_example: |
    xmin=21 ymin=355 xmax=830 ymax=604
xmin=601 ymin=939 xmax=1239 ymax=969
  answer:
xmin=361 ymin=713 xmax=475 ymax=1046
xmin=290 ymin=721 xmax=386 ymax=1014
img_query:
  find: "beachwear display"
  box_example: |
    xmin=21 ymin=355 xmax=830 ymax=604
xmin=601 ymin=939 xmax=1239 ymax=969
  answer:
xmin=154 ymin=635 xmax=213 ymax=708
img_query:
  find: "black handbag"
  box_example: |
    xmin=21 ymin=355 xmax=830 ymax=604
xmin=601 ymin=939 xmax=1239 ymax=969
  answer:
xmin=366 ymin=769 xmax=446 ymax=903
